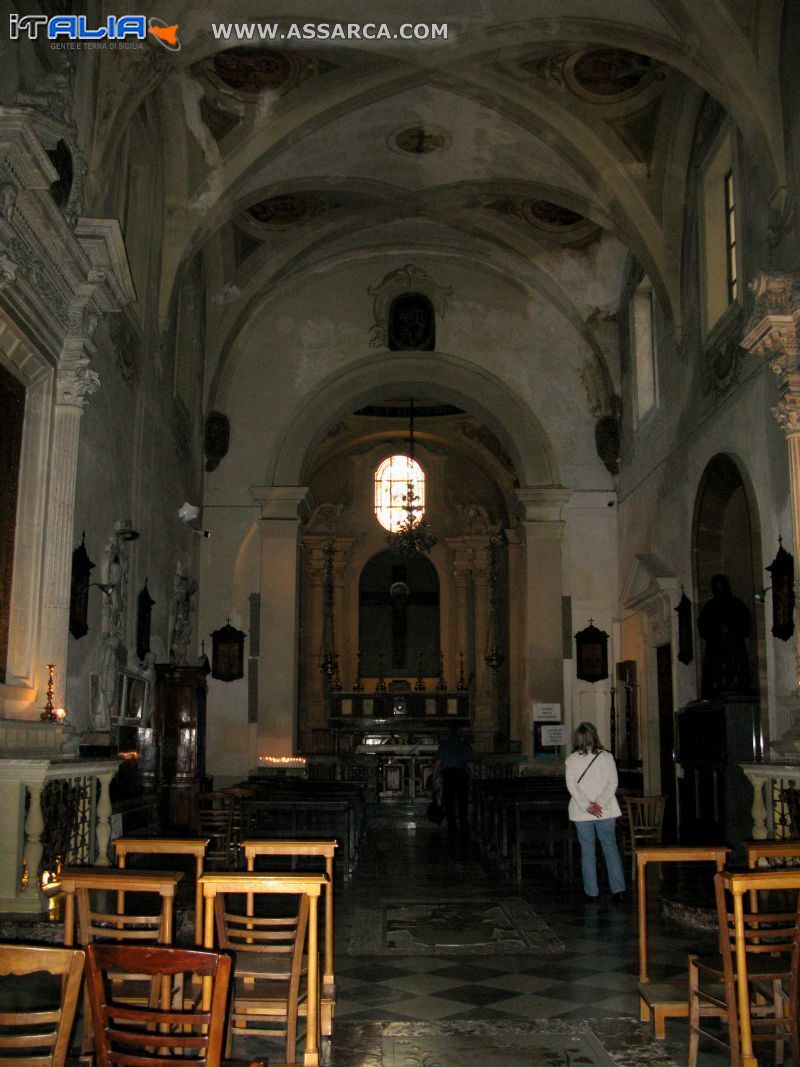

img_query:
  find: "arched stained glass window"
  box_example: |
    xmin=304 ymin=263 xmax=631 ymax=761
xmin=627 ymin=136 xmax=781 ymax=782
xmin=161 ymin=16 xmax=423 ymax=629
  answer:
xmin=374 ymin=455 xmax=426 ymax=532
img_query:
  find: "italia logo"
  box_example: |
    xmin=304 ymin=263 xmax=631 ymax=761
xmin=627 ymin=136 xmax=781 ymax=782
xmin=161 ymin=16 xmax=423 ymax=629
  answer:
xmin=8 ymin=14 xmax=181 ymax=50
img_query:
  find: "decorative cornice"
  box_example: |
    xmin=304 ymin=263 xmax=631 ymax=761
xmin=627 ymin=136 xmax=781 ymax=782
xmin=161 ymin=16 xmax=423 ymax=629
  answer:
xmin=251 ymin=485 xmax=311 ymax=522
xmin=515 ymin=486 xmax=572 ymax=523
xmin=0 ymin=116 xmax=133 ymax=371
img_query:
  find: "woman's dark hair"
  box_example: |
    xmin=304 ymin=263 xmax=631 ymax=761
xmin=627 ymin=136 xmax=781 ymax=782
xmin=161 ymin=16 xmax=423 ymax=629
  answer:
xmin=573 ymin=721 xmax=603 ymax=754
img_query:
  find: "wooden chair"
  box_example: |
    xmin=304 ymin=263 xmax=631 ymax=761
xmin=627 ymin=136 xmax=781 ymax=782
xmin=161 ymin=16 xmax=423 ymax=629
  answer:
xmin=115 ymin=836 xmax=210 ymax=944
xmin=688 ymin=868 xmax=800 ymax=1067
xmin=197 ymin=792 xmax=235 ymax=868
xmin=58 ymin=867 xmax=183 ymax=1054
xmin=636 ymin=845 xmax=729 ymax=1039
xmin=84 ymin=943 xmax=253 ymax=1066
xmin=624 ymin=795 xmax=666 ymax=879
xmin=200 ymin=871 xmax=326 ymax=1067
xmin=0 ymin=944 xmax=85 ymax=1066
xmin=243 ymin=839 xmax=337 ymax=1036
xmin=58 ymin=867 xmax=183 ymax=949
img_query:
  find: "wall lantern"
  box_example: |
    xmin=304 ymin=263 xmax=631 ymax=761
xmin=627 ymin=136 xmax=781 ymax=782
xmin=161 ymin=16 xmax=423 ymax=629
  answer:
xmin=69 ymin=533 xmax=95 ymax=639
xmin=575 ymin=620 xmax=609 ymax=683
xmin=210 ymin=620 xmax=246 ymax=682
xmin=766 ymin=537 xmax=795 ymax=642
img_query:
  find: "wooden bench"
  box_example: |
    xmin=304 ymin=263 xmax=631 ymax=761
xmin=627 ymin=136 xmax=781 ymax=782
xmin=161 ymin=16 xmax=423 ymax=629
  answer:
xmin=199 ymin=871 xmax=327 ymax=1067
xmin=242 ymin=798 xmax=354 ymax=878
xmin=243 ymin=839 xmax=337 ymax=1036
xmin=635 ymin=845 xmax=729 ymax=1039
xmin=713 ymin=867 xmax=800 ymax=1067
xmin=114 ymin=836 xmax=209 ymax=944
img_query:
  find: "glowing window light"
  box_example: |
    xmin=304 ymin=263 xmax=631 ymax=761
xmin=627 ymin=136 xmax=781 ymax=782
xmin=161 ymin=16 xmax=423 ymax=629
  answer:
xmin=374 ymin=455 xmax=426 ymax=532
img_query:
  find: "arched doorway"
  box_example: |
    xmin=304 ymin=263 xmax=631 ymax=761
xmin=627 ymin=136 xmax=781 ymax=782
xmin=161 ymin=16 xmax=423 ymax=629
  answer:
xmin=692 ymin=453 xmax=765 ymax=700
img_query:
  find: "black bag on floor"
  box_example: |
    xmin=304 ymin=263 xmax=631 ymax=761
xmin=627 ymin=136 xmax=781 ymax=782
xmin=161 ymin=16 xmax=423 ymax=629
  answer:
xmin=427 ymin=799 xmax=445 ymax=824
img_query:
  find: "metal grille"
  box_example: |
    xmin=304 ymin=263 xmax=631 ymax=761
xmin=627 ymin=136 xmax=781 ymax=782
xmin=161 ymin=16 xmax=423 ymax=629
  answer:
xmin=770 ymin=779 xmax=800 ymax=844
xmin=38 ymin=775 xmax=95 ymax=878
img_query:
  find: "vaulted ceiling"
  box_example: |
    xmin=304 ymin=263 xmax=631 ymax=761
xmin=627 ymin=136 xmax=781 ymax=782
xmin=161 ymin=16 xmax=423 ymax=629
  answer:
xmin=83 ymin=1 xmax=785 ymax=410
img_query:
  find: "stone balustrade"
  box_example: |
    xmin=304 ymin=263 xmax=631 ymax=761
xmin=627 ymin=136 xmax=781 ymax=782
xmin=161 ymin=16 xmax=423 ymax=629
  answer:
xmin=740 ymin=762 xmax=800 ymax=841
xmin=0 ymin=755 xmax=120 ymax=913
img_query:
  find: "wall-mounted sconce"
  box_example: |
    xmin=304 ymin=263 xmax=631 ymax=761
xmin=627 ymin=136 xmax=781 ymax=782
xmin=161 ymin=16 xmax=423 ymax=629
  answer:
xmin=89 ymin=581 xmax=116 ymax=596
xmin=178 ymin=502 xmax=211 ymax=538
xmin=754 ymin=587 xmax=771 ymax=604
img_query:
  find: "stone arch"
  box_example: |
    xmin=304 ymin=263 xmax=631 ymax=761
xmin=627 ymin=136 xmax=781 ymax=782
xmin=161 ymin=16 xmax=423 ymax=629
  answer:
xmin=271 ymin=351 xmax=560 ymax=489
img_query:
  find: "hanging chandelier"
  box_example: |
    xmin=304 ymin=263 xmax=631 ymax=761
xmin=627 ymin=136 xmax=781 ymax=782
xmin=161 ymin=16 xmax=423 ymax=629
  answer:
xmin=385 ymin=399 xmax=438 ymax=557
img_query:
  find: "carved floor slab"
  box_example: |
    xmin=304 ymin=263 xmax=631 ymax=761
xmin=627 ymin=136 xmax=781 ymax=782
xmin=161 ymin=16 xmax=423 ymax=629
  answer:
xmin=348 ymin=897 xmax=564 ymax=956
xmin=323 ymin=1020 xmax=682 ymax=1067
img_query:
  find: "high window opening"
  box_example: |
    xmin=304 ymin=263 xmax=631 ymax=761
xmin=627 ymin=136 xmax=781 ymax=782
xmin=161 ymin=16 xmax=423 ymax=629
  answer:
xmin=374 ymin=455 xmax=426 ymax=532
xmin=701 ymin=132 xmax=739 ymax=331
xmin=632 ymin=276 xmax=657 ymax=422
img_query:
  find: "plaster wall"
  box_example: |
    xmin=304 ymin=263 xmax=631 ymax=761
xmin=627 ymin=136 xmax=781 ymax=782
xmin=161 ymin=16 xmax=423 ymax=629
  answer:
xmin=207 ymin=256 xmax=620 ymax=502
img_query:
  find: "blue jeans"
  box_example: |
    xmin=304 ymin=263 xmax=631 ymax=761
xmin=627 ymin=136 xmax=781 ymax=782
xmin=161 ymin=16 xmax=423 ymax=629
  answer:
xmin=574 ymin=818 xmax=625 ymax=896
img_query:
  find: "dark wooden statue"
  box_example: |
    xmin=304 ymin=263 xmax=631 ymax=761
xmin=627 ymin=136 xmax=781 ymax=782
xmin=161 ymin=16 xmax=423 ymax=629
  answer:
xmin=697 ymin=573 xmax=753 ymax=698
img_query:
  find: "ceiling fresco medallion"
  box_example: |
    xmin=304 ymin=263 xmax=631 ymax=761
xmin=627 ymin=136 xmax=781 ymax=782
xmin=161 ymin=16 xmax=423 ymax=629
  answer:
xmin=243 ymin=193 xmax=339 ymax=228
xmin=521 ymin=47 xmax=664 ymax=103
xmin=194 ymin=47 xmax=334 ymax=99
xmin=390 ymin=125 xmax=451 ymax=155
xmin=486 ymin=196 xmax=601 ymax=246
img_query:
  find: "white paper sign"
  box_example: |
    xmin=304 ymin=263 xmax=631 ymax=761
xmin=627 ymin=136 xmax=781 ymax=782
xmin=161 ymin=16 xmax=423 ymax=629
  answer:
xmin=532 ymin=702 xmax=562 ymax=722
xmin=540 ymin=724 xmax=569 ymax=747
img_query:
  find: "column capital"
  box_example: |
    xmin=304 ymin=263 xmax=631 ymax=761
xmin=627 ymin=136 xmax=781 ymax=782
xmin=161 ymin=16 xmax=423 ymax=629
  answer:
xmin=741 ymin=273 xmax=800 ymax=423
xmin=773 ymin=394 xmax=800 ymax=436
xmin=251 ymin=485 xmax=311 ymax=522
xmin=515 ymin=485 xmax=572 ymax=523
xmin=56 ymin=355 xmax=100 ymax=408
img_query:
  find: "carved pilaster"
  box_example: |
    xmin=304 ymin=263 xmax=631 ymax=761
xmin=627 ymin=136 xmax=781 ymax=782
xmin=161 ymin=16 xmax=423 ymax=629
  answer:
xmin=741 ymin=271 xmax=800 ymax=684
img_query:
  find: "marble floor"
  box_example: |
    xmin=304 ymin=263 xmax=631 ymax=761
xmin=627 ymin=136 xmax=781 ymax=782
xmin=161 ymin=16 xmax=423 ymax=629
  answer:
xmin=237 ymin=805 xmax=740 ymax=1065
xmin=0 ymin=806 xmax=759 ymax=1064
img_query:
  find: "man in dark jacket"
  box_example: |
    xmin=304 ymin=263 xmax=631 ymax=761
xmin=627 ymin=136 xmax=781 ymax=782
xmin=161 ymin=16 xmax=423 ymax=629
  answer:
xmin=433 ymin=726 xmax=475 ymax=835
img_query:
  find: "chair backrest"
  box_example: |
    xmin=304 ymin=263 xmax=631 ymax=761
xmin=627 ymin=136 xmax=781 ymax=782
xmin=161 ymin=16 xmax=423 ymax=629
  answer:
xmin=196 ymin=793 xmax=234 ymax=867
xmin=85 ymin=943 xmax=231 ymax=1066
xmin=0 ymin=944 xmax=85 ymax=1066
xmin=712 ymin=870 xmax=800 ymax=1058
xmin=214 ymin=889 xmax=309 ymax=975
xmin=714 ymin=871 xmax=800 ymax=964
xmin=76 ymin=886 xmax=167 ymax=945
xmin=626 ymin=795 xmax=666 ymax=839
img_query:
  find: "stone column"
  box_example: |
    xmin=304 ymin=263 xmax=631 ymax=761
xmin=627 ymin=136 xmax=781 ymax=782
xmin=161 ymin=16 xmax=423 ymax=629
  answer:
xmin=446 ymin=541 xmax=473 ymax=686
xmin=331 ymin=540 xmax=353 ymax=687
xmin=300 ymin=540 xmax=329 ymax=749
xmin=517 ymin=488 xmax=572 ymax=719
xmin=21 ymin=777 xmax=45 ymax=903
xmin=506 ymin=527 xmax=527 ymax=746
xmin=470 ymin=537 xmax=496 ymax=746
xmin=741 ymin=272 xmax=800 ymax=682
xmin=251 ymin=487 xmax=310 ymax=757
xmin=95 ymin=769 xmax=115 ymax=865
xmin=38 ymin=355 xmax=99 ymax=706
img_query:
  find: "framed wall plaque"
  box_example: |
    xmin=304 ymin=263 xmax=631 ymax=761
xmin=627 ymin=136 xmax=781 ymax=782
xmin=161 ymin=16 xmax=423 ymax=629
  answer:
xmin=210 ymin=621 xmax=246 ymax=682
xmin=574 ymin=621 xmax=609 ymax=682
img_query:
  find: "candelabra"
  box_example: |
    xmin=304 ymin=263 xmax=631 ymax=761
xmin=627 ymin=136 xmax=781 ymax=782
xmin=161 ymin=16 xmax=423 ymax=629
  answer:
xmin=40 ymin=664 xmax=67 ymax=722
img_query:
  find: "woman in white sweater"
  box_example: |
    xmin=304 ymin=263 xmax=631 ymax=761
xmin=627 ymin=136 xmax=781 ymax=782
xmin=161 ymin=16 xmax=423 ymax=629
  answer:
xmin=565 ymin=722 xmax=626 ymax=901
